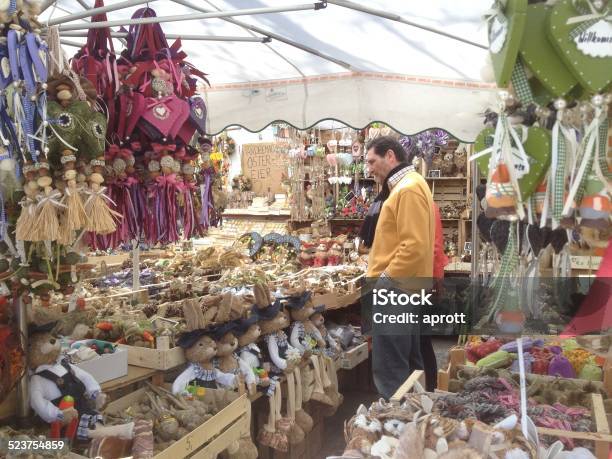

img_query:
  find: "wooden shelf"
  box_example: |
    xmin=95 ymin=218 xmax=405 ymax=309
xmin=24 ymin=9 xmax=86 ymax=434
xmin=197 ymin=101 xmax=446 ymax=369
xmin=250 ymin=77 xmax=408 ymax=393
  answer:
xmin=329 ymin=218 xmax=365 ymax=222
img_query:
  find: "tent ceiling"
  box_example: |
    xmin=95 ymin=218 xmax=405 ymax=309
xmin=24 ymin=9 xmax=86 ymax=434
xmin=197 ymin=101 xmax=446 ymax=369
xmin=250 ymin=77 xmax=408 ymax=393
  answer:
xmin=39 ymin=0 xmax=498 ymax=141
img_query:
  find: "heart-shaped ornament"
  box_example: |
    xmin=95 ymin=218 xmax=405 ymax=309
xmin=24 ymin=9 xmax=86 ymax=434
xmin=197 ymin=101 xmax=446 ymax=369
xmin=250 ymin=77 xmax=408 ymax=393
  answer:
xmin=474 ymin=125 xmax=552 ymax=200
xmin=520 ymin=3 xmax=578 ymax=98
xmin=489 ymin=0 xmax=528 ymax=87
xmin=154 ymin=105 xmax=168 ymax=119
xmin=547 ymin=0 xmax=612 ymax=93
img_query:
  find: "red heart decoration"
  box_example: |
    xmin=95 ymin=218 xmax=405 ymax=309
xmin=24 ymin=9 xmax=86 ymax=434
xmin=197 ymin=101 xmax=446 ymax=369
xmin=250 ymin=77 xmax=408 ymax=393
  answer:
xmin=140 ymin=95 xmax=189 ymax=138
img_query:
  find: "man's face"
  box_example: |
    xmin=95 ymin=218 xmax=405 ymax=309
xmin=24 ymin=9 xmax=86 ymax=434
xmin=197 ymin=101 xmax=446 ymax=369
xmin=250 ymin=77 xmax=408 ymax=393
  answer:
xmin=366 ymin=148 xmax=397 ymax=183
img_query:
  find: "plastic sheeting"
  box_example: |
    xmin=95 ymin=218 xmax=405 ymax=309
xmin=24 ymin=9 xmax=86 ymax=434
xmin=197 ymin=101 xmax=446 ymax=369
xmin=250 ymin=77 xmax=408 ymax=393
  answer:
xmin=41 ymin=0 xmax=498 ymax=140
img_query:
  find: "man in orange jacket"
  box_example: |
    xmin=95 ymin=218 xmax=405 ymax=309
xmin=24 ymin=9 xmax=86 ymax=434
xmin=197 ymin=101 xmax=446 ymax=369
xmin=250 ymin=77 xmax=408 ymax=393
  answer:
xmin=360 ymin=136 xmax=435 ymax=398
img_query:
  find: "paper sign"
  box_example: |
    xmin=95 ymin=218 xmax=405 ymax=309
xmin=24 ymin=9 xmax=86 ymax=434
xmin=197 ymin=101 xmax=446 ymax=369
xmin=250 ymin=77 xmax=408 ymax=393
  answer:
xmin=241 ymin=142 xmax=289 ymax=195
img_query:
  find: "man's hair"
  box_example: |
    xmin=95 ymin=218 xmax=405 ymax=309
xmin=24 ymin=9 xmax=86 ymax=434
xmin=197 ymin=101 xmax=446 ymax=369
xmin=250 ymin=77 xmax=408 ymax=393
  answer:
xmin=366 ymin=136 xmax=407 ymax=163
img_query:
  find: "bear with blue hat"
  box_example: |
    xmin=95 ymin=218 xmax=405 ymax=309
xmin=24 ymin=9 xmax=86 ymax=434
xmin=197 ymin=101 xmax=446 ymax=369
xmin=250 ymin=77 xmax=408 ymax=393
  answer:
xmin=172 ymin=299 xmax=238 ymax=395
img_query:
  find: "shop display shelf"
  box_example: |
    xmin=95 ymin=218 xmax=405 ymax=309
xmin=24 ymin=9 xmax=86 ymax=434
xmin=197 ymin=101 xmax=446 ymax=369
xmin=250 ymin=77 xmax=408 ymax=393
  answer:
xmin=118 ymin=344 xmax=186 ymax=370
xmin=105 ymin=387 xmax=251 ymax=459
xmin=394 ymin=370 xmax=612 ymax=459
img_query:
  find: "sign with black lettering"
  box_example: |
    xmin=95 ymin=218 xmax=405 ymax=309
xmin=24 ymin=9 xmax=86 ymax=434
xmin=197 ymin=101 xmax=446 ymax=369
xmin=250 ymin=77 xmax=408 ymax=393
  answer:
xmin=241 ymin=142 xmax=288 ymax=195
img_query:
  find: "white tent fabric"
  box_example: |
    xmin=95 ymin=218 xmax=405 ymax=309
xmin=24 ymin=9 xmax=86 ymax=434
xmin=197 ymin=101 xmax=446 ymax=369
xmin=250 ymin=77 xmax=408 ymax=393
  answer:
xmin=40 ymin=0 xmax=498 ymax=141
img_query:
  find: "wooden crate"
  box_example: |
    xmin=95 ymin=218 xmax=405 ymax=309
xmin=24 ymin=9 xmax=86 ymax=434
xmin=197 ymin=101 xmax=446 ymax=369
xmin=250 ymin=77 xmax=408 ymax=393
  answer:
xmin=396 ymin=371 xmax=612 ymax=459
xmin=437 ymin=345 xmax=612 ymax=397
xmin=118 ymin=344 xmax=186 ymax=370
xmin=338 ymin=342 xmax=369 ymax=370
xmin=106 ymin=387 xmax=251 ymax=459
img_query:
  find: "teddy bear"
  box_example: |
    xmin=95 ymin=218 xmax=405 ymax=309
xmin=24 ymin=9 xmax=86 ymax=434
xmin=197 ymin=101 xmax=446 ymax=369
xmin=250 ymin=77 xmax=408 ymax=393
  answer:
xmin=172 ymin=300 xmax=237 ymax=395
xmin=327 ymin=242 xmax=344 ymax=266
xmin=309 ymin=306 xmax=344 ymax=416
xmin=287 ymin=291 xmax=325 ymax=359
xmin=311 ymin=310 xmax=342 ymax=359
xmin=28 ymin=323 xmax=135 ymax=443
xmin=213 ymin=322 xmax=255 ymax=396
xmin=310 ymin=309 xmax=344 ymax=415
xmin=257 ymin=286 xmax=304 ymax=449
xmin=313 ymin=243 xmax=328 ymax=267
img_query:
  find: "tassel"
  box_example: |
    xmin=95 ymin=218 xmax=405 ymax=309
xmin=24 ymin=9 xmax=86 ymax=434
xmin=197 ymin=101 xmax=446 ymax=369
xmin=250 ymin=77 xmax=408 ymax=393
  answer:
xmin=64 ymin=178 xmax=88 ymax=231
xmin=32 ymin=163 xmax=65 ymax=242
xmin=15 ymin=194 xmax=37 ymax=241
xmin=15 ymin=164 xmax=39 ymax=242
xmin=32 ymin=186 xmax=64 ymax=242
xmin=84 ymin=159 xmax=121 ymax=235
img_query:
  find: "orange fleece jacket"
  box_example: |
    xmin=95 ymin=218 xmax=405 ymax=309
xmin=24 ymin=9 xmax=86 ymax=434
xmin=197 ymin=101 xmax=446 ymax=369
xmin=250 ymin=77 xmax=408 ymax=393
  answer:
xmin=366 ymin=171 xmax=435 ymax=278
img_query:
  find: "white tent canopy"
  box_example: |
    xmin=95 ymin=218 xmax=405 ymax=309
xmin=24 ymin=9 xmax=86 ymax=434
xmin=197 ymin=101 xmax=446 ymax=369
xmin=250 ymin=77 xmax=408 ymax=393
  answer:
xmin=40 ymin=0 xmax=498 ymax=141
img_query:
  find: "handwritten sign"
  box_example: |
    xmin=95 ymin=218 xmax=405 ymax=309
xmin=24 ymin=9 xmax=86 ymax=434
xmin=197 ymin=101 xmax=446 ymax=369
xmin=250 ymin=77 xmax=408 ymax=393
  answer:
xmin=241 ymin=142 xmax=288 ymax=195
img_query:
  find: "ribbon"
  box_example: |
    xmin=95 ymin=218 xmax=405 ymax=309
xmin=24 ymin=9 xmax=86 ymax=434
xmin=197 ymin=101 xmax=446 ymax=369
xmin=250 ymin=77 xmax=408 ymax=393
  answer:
xmin=483 ymin=0 xmax=507 ymax=23
xmin=541 ymin=109 xmax=578 ymax=229
xmin=510 ymin=59 xmax=535 ymax=105
xmin=567 ymin=0 xmax=611 ymax=40
xmin=155 ymin=173 xmax=178 ymax=187
xmin=105 ymin=144 xmax=133 ymax=161
xmin=37 ymin=190 xmax=66 ymax=210
xmin=488 ymin=221 xmax=520 ymax=322
xmin=151 ymin=142 xmax=176 ymax=154
xmin=200 ymin=169 xmax=213 ymax=229
xmin=562 ymin=103 xmax=610 ymax=216
xmin=470 ymin=111 xmax=530 ymax=220
xmin=84 ymin=186 xmax=118 ymax=208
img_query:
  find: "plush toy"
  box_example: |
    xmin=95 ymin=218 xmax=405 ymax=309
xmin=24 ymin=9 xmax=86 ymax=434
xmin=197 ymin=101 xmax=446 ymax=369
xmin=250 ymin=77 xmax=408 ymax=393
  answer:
xmin=327 ymin=242 xmax=343 ymax=266
xmin=28 ymin=324 xmax=134 ymax=443
xmin=172 ymin=300 xmax=237 ymax=395
xmin=311 ymin=310 xmax=342 ymax=359
xmin=309 ymin=308 xmax=343 ymax=415
xmin=258 ymin=291 xmax=303 ymax=450
xmin=213 ymin=322 xmax=253 ymax=396
xmin=313 ymin=243 xmax=328 ymax=268
xmin=299 ymin=242 xmax=315 ymax=267
xmin=288 ymin=291 xmax=325 ymax=358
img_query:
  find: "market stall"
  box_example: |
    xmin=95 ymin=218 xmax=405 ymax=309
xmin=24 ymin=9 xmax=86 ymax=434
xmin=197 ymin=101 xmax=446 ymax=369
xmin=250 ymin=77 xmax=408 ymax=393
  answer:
xmin=0 ymin=0 xmax=607 ymax=458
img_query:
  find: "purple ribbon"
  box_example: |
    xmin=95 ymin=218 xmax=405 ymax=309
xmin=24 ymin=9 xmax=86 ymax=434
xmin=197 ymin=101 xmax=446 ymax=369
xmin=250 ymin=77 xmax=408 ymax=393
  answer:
xmin=199 ymin=168 xmax=214 ymax=229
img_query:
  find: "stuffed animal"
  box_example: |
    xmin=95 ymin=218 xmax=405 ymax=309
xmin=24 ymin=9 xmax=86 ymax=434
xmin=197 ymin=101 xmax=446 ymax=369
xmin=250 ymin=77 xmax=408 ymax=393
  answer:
xmin=327 ymin=242 xmax=343 ymax=266
xmin=259 ymin=291 xmax=306 ymax=446
xmin=253 ymin=284 xmax=295 ymax=452
xmin=214 ymin=322 xmax=253 ymax=396
xmin=313 ymin=243 xmax=328 ymax=268
xmin=344 ymin=404 xmax=383 ymax=456
xmin=441 ymin=152 xmax=455 ymax=177
xmin=172 ymin=300 xmax=237 ymax=395
xmin=311 ymin=311 xmax=342 ymax=358
xmin=309 ymin=308 xmax=343 ymax=415
xmin=287 ymin=291 xmax=325 ymax=358
xmin=28 ymin=324 xmax=134 ymax=442
xmin=454 ymin=146 xmax=467 ymax=177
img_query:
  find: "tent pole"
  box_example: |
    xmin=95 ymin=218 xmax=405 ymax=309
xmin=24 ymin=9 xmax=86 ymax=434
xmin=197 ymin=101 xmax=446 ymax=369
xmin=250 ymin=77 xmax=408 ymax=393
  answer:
xmin=327 ymin=0 xmax=488 ymax=50
xmin=40 ymin=0 xmax=56 ymax=14
xmin=60 ymin=39 xmax=85 ymax=48
xmin=56 ymin=31 xmax=268 ymax=42
xmin=172 ymin=0 xmax=357 ymax=72
xmin=50 ymin=3 xmax=325 ymax=31
xmin=47 ymin=0 xmax=158 ymax=26
xmin=75 ymin=0 xmax=90 ymax=10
